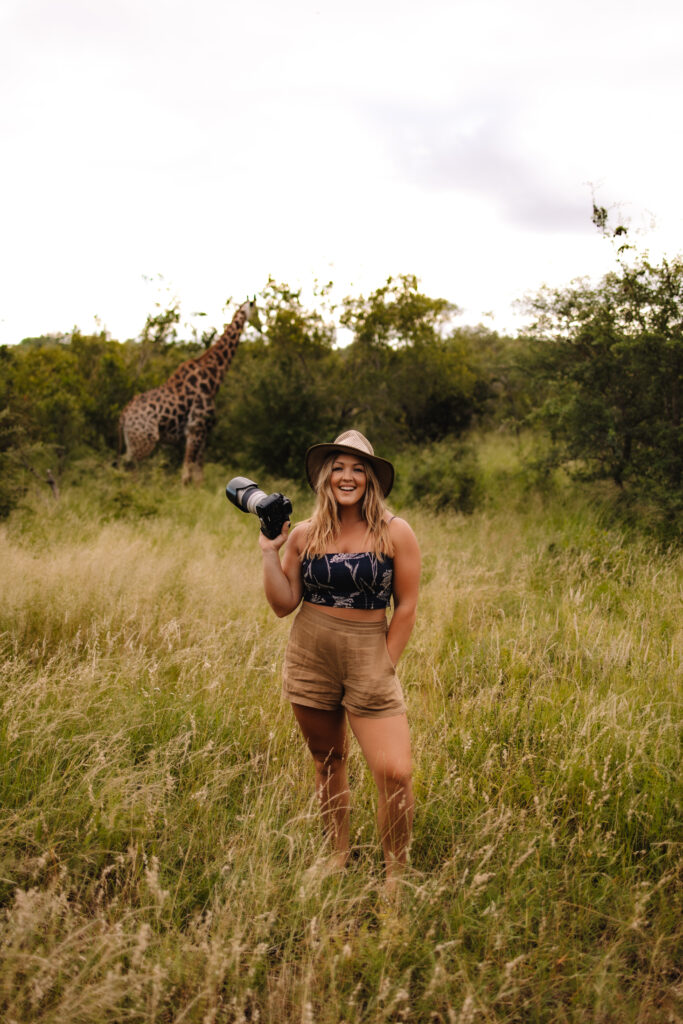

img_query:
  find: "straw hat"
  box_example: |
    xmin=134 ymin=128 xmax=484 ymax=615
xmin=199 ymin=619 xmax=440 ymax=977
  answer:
xmin=305 ymin=430 xmax=394 ymax=497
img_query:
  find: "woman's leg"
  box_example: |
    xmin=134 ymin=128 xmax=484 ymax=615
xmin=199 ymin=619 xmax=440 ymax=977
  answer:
xmin=346 ymin=712 xmax=414 ymax=884
xmin=291 ymin=703 xmax=350 ymax=864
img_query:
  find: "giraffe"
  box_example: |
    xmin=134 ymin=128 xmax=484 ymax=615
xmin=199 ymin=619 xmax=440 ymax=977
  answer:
xmin=119 ymin=298 xmax=255 ymax=484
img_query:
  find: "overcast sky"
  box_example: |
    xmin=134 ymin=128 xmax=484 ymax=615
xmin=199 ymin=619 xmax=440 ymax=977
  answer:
xmin=2 ymin=0 xmax=682 ymax=344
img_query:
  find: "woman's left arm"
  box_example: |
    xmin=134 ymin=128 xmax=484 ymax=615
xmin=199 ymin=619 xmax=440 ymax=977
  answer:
xmin=386 ymin=517 xmax=421 ymax=667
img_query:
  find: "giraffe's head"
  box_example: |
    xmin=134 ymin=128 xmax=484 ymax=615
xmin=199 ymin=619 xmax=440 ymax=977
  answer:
xmin=239 ymin=297 xmax=257 ymax=322
xmin=238 ymin=296 xmax=260 ymax=331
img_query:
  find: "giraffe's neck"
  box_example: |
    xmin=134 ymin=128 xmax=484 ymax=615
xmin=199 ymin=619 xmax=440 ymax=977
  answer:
xmin=199 ymin=310 xmax=247 ymax=389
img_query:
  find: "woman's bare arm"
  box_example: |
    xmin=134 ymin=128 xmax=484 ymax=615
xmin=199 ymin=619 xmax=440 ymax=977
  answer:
xmin=259 ymin=520 xmax=306 ymax=617
xmin=386 ymin=517 xmax=421 ymax=666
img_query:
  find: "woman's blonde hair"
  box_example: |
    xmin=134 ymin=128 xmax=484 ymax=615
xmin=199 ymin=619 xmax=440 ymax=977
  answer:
xmin=303 ymin=455 xmax=394 ymax=559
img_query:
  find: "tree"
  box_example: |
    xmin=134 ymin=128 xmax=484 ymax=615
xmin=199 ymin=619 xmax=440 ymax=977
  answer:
xmin=339 ymin=275 xmax=478 ymax=446
xmin=0 ymin=343 xmax=75 ymax=513
xmin=340 ymin=274 xmax=457 ymax=349
xmin=521 ymin=210 xmax=683 ymax=494
xmin=5 ymin=343 xmax=90 ymax=452
xmin=209 ymin=280 xmax=344 ymax=476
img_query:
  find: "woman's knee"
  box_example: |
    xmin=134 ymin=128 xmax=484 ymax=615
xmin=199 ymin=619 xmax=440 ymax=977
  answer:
xmin=311 ymin=746 xmax=346 ymax=776
xmin=373 ymin=761 xmax=412 ymax=795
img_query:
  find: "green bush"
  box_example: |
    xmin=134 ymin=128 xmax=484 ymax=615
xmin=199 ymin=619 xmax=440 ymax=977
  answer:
xmin=521 ymin=220 xmax=683 ymax=498
xmin=394 ymin=439 xmax=483 ymax=513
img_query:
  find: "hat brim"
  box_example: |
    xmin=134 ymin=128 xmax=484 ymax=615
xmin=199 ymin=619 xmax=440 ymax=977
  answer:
xmin=305 ymin=443 xmax=394 ymax=497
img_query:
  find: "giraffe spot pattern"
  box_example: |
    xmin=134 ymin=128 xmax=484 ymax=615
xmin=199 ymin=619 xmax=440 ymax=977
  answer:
xmin=118 ymin=303 xmax=252 ymax=481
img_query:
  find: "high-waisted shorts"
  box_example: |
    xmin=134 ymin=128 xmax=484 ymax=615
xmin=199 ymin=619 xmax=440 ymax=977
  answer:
xmin=282 ymin=602 xmax=406 ymax=718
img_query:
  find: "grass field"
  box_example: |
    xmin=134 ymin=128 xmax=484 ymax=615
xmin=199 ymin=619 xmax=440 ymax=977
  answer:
xmin=1 ymin=442 xmax=681 ymax=1023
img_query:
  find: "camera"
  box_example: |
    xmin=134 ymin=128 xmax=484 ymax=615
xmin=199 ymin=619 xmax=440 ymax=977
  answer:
xmin=225 ymin=476 xmax=292 ymax=540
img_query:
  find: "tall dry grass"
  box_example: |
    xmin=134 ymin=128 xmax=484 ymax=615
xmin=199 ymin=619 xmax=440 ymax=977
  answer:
xmin=0 ymin=455 xmax=681 ymax=1023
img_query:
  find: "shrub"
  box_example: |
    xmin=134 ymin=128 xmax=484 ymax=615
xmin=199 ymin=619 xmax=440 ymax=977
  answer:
xmin=394 ymin=439 xmax=483 ymax=513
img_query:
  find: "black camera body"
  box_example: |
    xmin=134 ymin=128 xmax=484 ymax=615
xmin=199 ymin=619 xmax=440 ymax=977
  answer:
xmin=225 ymin=476 xmax=292 ymax=540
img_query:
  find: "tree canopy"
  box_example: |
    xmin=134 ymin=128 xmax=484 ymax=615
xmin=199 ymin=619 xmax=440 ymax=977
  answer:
xmin=1 ymin=223 xmax=681 ymax=530
xmin=521 ymin=210 xmax=682 ymax=499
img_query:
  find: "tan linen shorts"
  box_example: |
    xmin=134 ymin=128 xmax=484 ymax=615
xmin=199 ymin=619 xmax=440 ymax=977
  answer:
xmin=282 ymin=602 xmax=406 ymax=718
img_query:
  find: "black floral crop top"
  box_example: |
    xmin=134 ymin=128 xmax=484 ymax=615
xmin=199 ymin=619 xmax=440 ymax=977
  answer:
xmin=301 ymin=551 xmax=394 ymax=610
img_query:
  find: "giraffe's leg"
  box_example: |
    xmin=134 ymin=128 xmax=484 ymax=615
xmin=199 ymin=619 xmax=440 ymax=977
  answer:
xmin=182 ymin=417 xmax=208 ymax=486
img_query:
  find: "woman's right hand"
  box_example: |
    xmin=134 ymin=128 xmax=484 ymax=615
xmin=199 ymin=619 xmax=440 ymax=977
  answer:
xmin=258 ymin=519 xmax=291 ymax=554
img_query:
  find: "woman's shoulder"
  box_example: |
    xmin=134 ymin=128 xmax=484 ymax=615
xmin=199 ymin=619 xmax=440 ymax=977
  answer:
xmin=386 ymin=512 xmax=419 ymax=550
xmin=385 ymin=510 xmax=411 ymax=531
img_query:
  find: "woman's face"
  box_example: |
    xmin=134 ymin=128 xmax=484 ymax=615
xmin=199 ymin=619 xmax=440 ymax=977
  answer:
xmin=329 ymin=454 xmax=367 ymax=507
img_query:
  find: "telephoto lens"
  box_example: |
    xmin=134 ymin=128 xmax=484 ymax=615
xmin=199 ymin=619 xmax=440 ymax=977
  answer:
xmin=225 ymin=477 xmax=292 ymax=539
xmin=225 ymin=477 xmax=268 ymax=515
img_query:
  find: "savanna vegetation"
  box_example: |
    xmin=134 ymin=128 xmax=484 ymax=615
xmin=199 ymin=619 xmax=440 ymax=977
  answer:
xmin=1 ymin=211 xmax=681 ymax=1021
xmin=1 ymin=208 xmax=681 ymax=532
xmin=1 ymin=447 xmax=680 ymax=1023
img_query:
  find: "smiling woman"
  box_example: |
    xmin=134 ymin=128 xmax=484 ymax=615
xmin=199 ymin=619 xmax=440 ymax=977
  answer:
xmin=258 ymin=429 xmax=421 ymax=892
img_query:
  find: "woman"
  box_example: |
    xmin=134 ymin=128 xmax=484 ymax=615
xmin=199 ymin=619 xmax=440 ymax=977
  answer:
xmin=259 ymin=430 xmax=421 ymax=888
